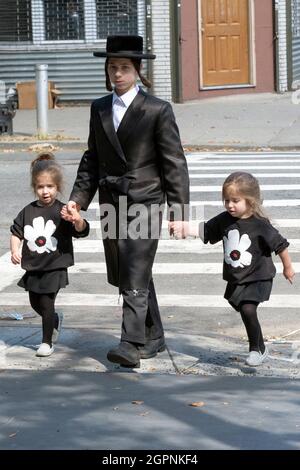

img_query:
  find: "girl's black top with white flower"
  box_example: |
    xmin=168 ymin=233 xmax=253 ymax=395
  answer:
xmin=11 ymin=200 xmax=89 ymax=272
xmin=203 ymin=212 xmax=289 ymax=284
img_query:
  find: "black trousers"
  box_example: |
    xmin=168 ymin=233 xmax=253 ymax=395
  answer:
xmin=121 ymin=278 xmax=164 ymax=345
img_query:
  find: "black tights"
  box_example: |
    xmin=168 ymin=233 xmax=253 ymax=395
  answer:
xmin=239 ymin=302 xmax=265 ymax=353
xmin=29 ymin=291 xmax=59 ymax=346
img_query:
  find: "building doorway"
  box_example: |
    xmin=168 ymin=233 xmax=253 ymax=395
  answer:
xmin=199 ymin=0 xmax=253 ymax=88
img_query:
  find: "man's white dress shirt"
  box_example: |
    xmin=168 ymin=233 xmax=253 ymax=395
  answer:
xmin=112 ymin=85 xmax=139 ymax=132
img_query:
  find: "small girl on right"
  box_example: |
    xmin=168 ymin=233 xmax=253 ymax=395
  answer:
xmin=170 ymin=172 xmax=295 ymax=367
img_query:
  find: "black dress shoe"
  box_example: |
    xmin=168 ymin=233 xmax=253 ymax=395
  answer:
xmin=107 ymin=341 xmax=140 ymax=368
xmin=138 ymin=336 xmax=166 ymax=359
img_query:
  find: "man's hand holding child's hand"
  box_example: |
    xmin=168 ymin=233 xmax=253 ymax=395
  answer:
xmin=169 ymin=221 xmax=191 ymax=239
xmin=61 ymin=202 xmax=86 ymax=233
xmin=61 ymin=201 xmax=81 ymax=223
xmin=61 ymin=204 xmax=80 ymax=224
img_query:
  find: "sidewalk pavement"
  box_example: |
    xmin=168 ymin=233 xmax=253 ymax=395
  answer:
xmin=1 ymin=92 xmax=300 ymax=150
xmin=1 ymin=322 xmax=300 ymax=450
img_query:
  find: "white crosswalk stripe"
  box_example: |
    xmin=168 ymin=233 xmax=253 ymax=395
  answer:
xmin=90 ymin=199 xmax=300 ymax=209
xmin=188 ymin=165 xmax=300 ymax=170
xmin=72 ymin=239 xmax=300 ymax=253
xmin=88 ymin=219 xmax=300 ymax=229
xmin=3 ymin=258 xmax=298 ymax=288
xmin=189 ymin=174 xmax=300 ymax=178
xmin=72 ymin=262 xmax=300 ymax=274
xmin=187 ymin=153 xmax=300 ymax=160
xmin=0 ymin=293 xmax=299 ymax=309
xmin=190 ymin=200 xmax=300 ymax=206
xmin=1 ymin=152 xmax=300 ymax=312
xmin=190 ymin=185 xmax=300 ymax=192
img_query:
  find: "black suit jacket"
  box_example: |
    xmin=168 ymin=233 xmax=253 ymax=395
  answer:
xmin=70 ymin=88 xmax=189 ymax=289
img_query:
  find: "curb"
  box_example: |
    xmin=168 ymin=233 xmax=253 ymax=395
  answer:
xmin=0 ymin=140 xmax=87 ymax=150
xmin=183 ymin=145 xmax=300 ymax=152
xmin=1 ymin=140 xmax=300 ymax=152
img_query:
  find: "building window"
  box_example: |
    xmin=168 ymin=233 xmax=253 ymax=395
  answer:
xmin=0 ymin=0 xmax=32 ymax=42
xmin=44 ymin=0 xmax=85 ymax=40
xmin=0 ymin=0 xmax=142 ymax=44
xmin=292 ymin=0 xmax=300 ymax=38
xmin=96 ymin=0 xmax=138 ymax=38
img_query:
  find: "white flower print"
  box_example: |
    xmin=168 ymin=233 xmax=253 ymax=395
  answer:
xmin=24 ymin=216 xmax=57 ymax=254
xmin=223 ymin=229 xmax=252 ymax=268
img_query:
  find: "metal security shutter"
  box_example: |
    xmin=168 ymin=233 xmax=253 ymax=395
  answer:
xmin=0 ymin=0 xmax=32 ymax=42
xmin=292 ymin=0 xmax=300 ymax=82
xmin=293 ymin=40 xmax=300 ymax=82
xmin=0 ymin=49 xmax=107 ymax=101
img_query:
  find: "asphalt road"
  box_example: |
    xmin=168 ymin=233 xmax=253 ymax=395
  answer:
xmin=1 ymin=150 xmax=300 ymax=450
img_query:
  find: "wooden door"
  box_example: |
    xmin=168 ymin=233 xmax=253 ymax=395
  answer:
xmin=201 ymin=0 xmax=250 ymax=87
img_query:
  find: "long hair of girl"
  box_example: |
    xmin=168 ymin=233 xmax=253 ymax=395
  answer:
xmin=222 ymin=171 xmax=269 ymax=220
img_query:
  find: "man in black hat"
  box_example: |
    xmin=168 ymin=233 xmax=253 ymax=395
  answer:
xmin=64 ymin=35 xmax=189 ymax=368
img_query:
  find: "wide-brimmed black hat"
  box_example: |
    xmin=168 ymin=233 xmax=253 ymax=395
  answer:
xmin=93 ymin=35 xmax=156 ymax=59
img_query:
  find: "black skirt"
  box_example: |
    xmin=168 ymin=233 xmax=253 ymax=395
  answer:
xmin=18 ymin=269 xmax=69 ymax=294
xmin=224 ymin=279 xmax=273 ymax=311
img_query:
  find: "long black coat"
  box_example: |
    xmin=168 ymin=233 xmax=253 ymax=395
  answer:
xmin=70 ymin=88 xmax=189 ymax=291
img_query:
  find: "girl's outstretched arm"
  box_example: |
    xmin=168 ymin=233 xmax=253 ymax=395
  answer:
xmin=278 ymin=248 xmax=295 ymax=284
xmin=10 ymin=235 xmax=22 ymax=264
xmin=168 ymin=221 xmax=205 ymax=241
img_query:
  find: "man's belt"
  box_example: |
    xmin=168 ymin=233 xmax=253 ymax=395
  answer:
xmin=99 ymin=163 xmax=160 ymax=202
xmin=99 ymin=175 xmax=134 ymax=202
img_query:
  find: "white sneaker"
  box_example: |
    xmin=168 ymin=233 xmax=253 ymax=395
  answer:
xmin=36 ymin=343 xmax=54 ymax=357
xmin=246 ymin=347 xmax=269 ymax=367
xmin=52 ymin=312 xmax=64 ymax=344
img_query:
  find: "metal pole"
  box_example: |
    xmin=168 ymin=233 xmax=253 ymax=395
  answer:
xmin=273 ymin=0 xmax=280 ymax=93
xmin=286 ymin=0 xmax=293 ymax=90
xmin=0 ymin=80 xmax=6 ymax=104
xmin=170 ymin=1 xmax=183 ymax=103
xmin=145 ymin=0 xmax=154 ymax=93
xmin=36 ymin=64 xmax=48 ymax=137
